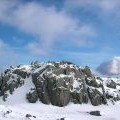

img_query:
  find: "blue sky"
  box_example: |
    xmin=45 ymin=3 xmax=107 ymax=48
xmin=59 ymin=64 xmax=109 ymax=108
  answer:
xmin=0 ymin=0 xmax=120 ymax=71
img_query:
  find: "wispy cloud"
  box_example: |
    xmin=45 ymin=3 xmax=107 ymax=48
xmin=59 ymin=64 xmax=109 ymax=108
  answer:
xmin=0 ymin=38 xmax=36 ymax=71
xmin=0 ymin=0 xmax=96 ymax=55
xmin=0 ymin=39 xmax=17 ymax=70
xmin=65 ymin=0 xmax=120 ymax=13
xmin=0 ymin=39 xmax=15 ymax=55
xmin=0 ymin=39 xmax=7 ymax=50
xmin=54 ymin=48 xmax=114 ymax=68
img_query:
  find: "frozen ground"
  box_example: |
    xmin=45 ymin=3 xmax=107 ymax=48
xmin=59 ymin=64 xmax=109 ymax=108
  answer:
xmin=0 ymin=101 xmax=120 ymax=120
xmin=1 ymin=79 xmax=119 ymax=120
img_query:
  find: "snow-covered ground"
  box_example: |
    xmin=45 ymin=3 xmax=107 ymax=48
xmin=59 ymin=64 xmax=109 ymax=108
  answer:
xmin=0 ymin=77 xmax=119 ymax=120
xmin=0 ymin=77 xmax=120 ymax=120
xmin=0 ymin=102 xmax=120 ymax=120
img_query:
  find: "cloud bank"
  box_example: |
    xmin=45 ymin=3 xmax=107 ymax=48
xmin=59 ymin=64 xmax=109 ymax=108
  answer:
xmin=97 ymin=57 xmax=120 ymax=76
xmin=65 ymin=0 xmax=120 ymax=13
xmin=0 ymin=0 xmax=96 ymax=55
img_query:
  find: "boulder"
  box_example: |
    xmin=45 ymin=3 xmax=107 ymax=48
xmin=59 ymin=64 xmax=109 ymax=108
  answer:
xmin=26 ymin=90 xmax=38 ymax=103
xmin=46 ymin=75 xmax=72 ymax=107
xmin=107 ymin=80 xmax=117 ymax=89
xmin=89 ymin=110 xmax=101 ymax=116
xmin=25 ymin=114 xmax=36 ymax=119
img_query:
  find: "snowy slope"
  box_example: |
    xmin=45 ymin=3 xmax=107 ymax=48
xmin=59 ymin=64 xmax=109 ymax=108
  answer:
xmin=0 ymin=102 xmax=120 ymax=120
xmin=0 ymin=77 xmax=34 ymax=104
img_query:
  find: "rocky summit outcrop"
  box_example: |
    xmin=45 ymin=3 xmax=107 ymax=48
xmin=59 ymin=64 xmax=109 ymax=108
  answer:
xmin=0 ymin=61 xmax=120 ymax=107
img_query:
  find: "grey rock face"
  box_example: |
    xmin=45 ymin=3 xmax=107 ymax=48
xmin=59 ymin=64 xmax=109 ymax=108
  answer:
xmin=26 ymin=90 xmax=38 ymax=103
xmin=46 ymin=76 xmax=72 ymax=106
xmin=31 ymin=61 xmax=90 ymax=106
xmin=71 ymin=90 xmax=88 ymax=104
xmin=82 ymin=66 xmax=93 ymax=77
xmin=85 ymin=77 xmax=101 ymax=88
xmin=71 ymin=76 xmax=89 ymax=104
xmin=106 ymin=79 xmax=117 ymax=89
xmin=87 ymin=87 xmax=106 ymax=106
xmin=0 ymin=68 xmax=25 ymax=101
xmin=32 ymin=74 xmax=50 ymax=104
xmin=13 ymin=69 xmax=27 ymax=79
xmin=32 ymin=62 xmax=73 ymax=106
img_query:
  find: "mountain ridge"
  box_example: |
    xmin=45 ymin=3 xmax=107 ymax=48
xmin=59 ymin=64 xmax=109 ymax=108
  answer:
xmin=0 ymin=60 xmax=120 ymax=107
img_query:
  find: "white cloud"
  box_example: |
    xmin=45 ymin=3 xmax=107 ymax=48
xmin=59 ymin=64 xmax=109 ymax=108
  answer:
xmin=27 ymin=42 xmax=48 ymax=55
xmin=0 ymin=38 xmax=35 ymax=71
xmin=65 ymin=0 xmax=120 ymax=15
xmin=0 ymin=39 xmax=18 ymax=70
xmin=97 ymin=56 xmax=120 ymax=75
xmin=0 ymin=0 xmax=96 ymax=55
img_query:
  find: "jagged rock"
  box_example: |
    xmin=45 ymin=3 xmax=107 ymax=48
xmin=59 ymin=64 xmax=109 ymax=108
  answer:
xmin=82 ymin=66 xmax=93 ymax=77
xmin=32 ymin=61 xmax=85 ymax=106
xmin=13 ymin=69 xmax=27 ymax=79
xmin=71 ymin=91 xmax=88 ymax=104
xmin=85 ymin=77 xmax=103 ymax=88
xmin=105 ymin=91 xmax=120 ymax=102
xmin=106 ymin=79 xmax=117 ymax=89
xmin=31 ymin=61 xmax=42 ymax=69
xmin=87 ymin=87 xmax=106 ymax=106
xmin=4 ymin=69 xmax=11 ymax=74
xmin=0 ymin=71 xmax=24 ymax=100
xmin=44 ymin=74 xmax=72 ymax=106
xmin=89 ymin=110 xmax=101 ymax=116
xmin=32 ymin=72 xmax=50 ymax=104
xmin=53 ymin=68 xmax=64 ymax=75
xmin=26 ymin=90 xmax=38 ymax=103
xmin=71 ymin=78 xmax=89 ymax=104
